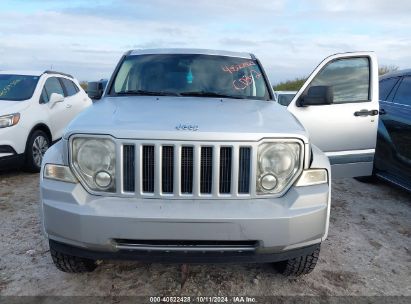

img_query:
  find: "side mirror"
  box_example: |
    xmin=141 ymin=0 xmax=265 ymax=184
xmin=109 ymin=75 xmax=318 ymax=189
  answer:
xmin=298 ymin=85 xmax=333 ymax=106
xmin=49 ymin=93 xmax=64 ymax=107
xmin=87 ymin=81 xmax=104 ymax=100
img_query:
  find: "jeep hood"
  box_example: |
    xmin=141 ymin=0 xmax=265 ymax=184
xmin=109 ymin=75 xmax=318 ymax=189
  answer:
xmin=64 ymin=96 xmax=309 ymax=143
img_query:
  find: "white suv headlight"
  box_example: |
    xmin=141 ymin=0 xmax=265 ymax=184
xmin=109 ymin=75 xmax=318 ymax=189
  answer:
xmin=70 ymin=137 xmax=116 ymax=192
xmin=0 ymin=113 xmax=20 ymax=128
xmin=257 ymin=142 xmax=302 ymax=194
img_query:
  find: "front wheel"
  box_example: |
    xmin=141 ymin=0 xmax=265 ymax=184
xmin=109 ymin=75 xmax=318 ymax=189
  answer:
xmin=25 ymin=130 xmax=50 ymax=172
xmin=50 ymin=242 xmax=97 ymax=273
xmin=274 ymin=244 xmax=321 ymax=276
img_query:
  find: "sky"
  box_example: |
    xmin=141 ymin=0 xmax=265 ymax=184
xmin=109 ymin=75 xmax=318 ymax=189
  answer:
xmin=0 ymin=0 xmax=410 ymax=84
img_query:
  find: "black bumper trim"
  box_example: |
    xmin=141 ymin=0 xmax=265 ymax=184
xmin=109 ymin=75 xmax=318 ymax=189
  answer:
xmin=0 ymin=145 xmax=17 ymax=154
xmin=49 ymin=240 xmax=320 ymax=264
xmin=0 ymin=153 xmax=25 ymax=170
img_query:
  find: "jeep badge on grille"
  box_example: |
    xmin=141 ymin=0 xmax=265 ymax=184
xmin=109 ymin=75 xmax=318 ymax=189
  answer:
xmin=176 ymin=124 xmax=199 ymax=131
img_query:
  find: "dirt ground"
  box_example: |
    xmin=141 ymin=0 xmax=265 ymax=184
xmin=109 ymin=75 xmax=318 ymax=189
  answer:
xmin=0 ymin=171 xmax=410 ymax=296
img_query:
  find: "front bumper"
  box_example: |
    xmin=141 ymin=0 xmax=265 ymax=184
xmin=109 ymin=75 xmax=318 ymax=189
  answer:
xmin=0 ymin=124 xmax=26 ymax=155
xmin=41 ymin=176 xmax=329 ymax=261
xmin=0 ymin=124 xmax=26 ymax=170
xmin=49 ymin=239 xmax=320 ymax=264
xmin=0 ymin=146 xmax=24 ymax=170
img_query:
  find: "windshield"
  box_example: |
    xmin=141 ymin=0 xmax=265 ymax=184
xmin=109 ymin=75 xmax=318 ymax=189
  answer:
xmin=109 ymin=54 xmax=270 ymax=100
xmin=0 ymin=74 xmax=39 ymax=101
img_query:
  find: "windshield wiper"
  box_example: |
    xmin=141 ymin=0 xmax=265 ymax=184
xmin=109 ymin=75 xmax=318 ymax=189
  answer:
xmin=115 ymin=89 xmax=180 ymax=96
xmin=179 ymin=91 xmax=245 ymax=99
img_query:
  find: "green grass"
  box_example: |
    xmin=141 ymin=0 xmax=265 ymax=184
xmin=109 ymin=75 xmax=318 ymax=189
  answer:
xmin=273 ymin=77 xmax=307 ymax=91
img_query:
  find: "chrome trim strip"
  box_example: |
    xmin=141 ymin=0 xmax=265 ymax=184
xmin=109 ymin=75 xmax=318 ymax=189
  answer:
xmin=212 ymin=144 xmax=220 ymax=197
xmin=174 ymin=144 xmax=181 ymax=196
xmin=135 ymin=144 xmax=141 ymax=195
xmin=231 ymin=145 xmax=239 ymax=195
xmin=154 ymin=143 xmax=161 ymax=196
xmin=193 ymin=145 xmax=201 ymax=197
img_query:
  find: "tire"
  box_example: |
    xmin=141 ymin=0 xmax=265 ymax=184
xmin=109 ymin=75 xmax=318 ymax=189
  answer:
xmin=274 ymin=244 xmax=320 ymax=276
xmin=25 ymin=130 xmax=50 ymax=172
xmin=50 ymin=243 xmax=97 ymax=273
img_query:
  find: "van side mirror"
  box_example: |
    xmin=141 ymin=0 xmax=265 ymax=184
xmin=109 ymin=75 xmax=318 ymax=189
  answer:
xmin=49 ymin=93 xmax=64 ymax=108
xmin=87 ymin=81 xmax=104 ymax=100
xmin=298 ymin=85 xmax=333 ymax=106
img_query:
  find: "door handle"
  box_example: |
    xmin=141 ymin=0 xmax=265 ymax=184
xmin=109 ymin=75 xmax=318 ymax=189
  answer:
xmin=65 ymin=104 xmax=72 ymax=108
xmin=379 ymin=108 xmax=386 ymax=115
xmin=354 ymin=109 xmax=379 ymax=117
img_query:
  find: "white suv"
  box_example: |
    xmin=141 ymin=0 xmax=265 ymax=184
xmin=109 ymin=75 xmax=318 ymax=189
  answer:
xmin=0 ymin=70 xmax=92 ymax=172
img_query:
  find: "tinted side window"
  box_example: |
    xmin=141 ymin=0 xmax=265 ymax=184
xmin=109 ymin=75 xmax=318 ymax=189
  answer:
xmin=40 ymin=88 xmax=48 ymax=103
xmin=379 ymin=77 xmax=400 ymax=101
xmin=41 ymin=77 xmax=64 ymax=103
xmin=393 ymin=77 xmax=411 ymax=106
xmin=309 ymin=57 xmax=370 ymax=104
xmin=61 ymin=78 xmax=79 ymax=97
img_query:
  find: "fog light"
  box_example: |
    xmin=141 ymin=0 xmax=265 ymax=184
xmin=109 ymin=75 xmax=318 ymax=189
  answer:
xmin=94 ymin=171 xmax=112 ymax=188
xmin=260 ymin=173 xmax=278 ymax=191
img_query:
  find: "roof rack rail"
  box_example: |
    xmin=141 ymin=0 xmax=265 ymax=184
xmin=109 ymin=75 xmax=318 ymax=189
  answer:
xmin=43 ymin=70 xmax=73 ymax=79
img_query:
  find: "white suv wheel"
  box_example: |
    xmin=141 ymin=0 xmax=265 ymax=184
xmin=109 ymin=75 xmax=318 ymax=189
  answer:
xmin=32 ymin=135 xmax=49 ymax=168
xmin=25 ymin=130 xmax=51 ymax=172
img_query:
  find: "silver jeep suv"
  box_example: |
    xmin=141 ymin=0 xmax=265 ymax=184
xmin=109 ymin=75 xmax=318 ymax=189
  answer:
xmin=40 ymin=48 xmax=379 ymax=275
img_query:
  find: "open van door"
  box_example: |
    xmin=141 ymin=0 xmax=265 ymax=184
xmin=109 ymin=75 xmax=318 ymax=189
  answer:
xmin=287 ymin=52 xmax=379 ymax=178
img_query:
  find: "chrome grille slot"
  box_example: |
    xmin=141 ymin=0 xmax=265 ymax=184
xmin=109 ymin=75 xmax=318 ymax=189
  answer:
xmin=162 ymin=146 xmax=174 ymax=193
xmin=181 ymin=146 xmax=194 ymax=194
xmin=200 ymin=147 xmax=213 ymax=194
xmin=142 ymin=145 xmax=155 ymax=193
xmin=238 ymin=147 xmax=251 ymax=194
xmin=219 ymin=147 xmax=232 ymax=194
xmin=123 ymin=144 xmax=135 ymax=192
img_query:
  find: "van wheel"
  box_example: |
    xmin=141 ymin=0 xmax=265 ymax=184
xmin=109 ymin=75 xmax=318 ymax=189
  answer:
xmin=25 ymin=130 xmax=50 ymax=172
xmin=50 ymin=245 xmax=97 ymax=273
xmin=274 ymin=244 xmax=320 ymax=276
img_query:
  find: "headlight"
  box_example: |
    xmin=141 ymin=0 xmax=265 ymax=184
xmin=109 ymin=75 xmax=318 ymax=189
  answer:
xmin=257 ymin=142 xmax=302 ymax=194
xmin=0 ymin=113 xmax=20 ymax=128
xmin=71 ymin=137 xmax=116 ymax=192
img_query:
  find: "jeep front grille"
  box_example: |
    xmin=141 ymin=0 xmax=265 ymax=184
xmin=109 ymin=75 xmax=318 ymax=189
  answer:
xmin=142 ymin=145 xmax=155 ymax=193
xmin=219 ymin=147 xmax=232 ymax=194
xmin=122 ymin=145 xmax=135 ymax=192
xmin=238 ymin=147 xmax=251 ymax=194
xmin=121 ymin=142 xmax=253 ymax=198
xmin=162 ymin=146 xmax=174 ymax=193
xmin=200 ymin=147 xmax=213 ymax=194
xmin=181 ymin=146 xmax=194 ymax=194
